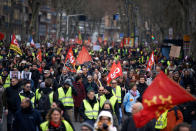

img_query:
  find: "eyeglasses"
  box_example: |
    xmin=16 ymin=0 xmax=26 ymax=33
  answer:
xmin=99 ymin=90 xmax=104 ymax=92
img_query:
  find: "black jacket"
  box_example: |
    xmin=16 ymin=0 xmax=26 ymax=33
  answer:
xmin=137 ymin=83 xmax=148 ymax=102
xmin=121 ymin=116 xmax=156 ymax=131
xmin=79 ymin=97 xmax=99 ymax=121
xmin=85 ymin=82 xmax=98 ymax=94
xmin=3 ymin=84 xmax=21 ymax=112
xmin=12 ymin=107 xmax=41 ymax=131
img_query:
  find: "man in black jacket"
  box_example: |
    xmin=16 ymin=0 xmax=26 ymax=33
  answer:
xmin=12 ymin=98 xmax=41 ymax=131
xmin=2 ymin=77 xmax=21 ymax=131
xmin=121 ymin=102 xmax=156 ymax=131
xmin=137 ymin=75 xmax=148 ymax=102
xmin=79 ymin=90 xmax=99 ymax=126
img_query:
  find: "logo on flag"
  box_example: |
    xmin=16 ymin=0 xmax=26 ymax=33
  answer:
xmin=65 ymin=48 xmax=76 ymax=72
xmin=107 ymin=61 xmax=122 ymax=84
xmin=146 ymin=51 xmax=155 ymax=71
xmin=10 ymin=34 xmax=22 ymax=55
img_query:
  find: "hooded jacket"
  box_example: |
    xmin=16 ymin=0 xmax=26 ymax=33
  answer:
xmin=94 ymin=111 xmax=117 ymax=131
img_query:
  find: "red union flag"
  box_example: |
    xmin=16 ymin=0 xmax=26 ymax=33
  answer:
xmin=146 ymin=51 xmax=155 ymax=71
xmin=76 ymin=46 xmax=92 ymax=65
xmin=65 ymin=47 xmax=76 ymax=72
xmin=107 ymin=61 xmax=122 ymax=84
xmin=133 ymin=71 xmax=196 ymax=128
xmin=65 ymin=47 xmax=75 ymax=65
xmin=37 ymin=49 xmax=42 ymax=62
xmin=10 ymin=34 xmax=22 ymax=55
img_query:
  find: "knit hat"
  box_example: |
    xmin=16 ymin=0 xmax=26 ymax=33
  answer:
xmin=81 ymin=122 xmax=93 ymax=131
xmin=105 ymin=86 xmax=112 ymax=93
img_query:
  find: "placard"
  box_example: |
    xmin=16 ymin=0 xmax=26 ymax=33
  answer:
xmin=10 ymin=71 xmax=21 ymax=79
xmin=169 ymin=45 xmax=181 ymax=58
xmin=21 ymin=71 xmax=32 ymax=80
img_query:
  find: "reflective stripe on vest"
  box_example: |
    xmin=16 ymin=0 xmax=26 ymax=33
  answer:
xmin=83 ymin=99 xmax=99 ymax=119
xmin=0 ymin=75 xmax=11 ymax=88
xmin=112 ymin=86 xmax=121 ymax=103
xmin=58 ymin=87 xmax=74 ymax=107
xmin=155 ymin=110 xmax=168 ymax=129
xmin=40 ymin=120 xmax=73 ymax=131
xmin=100 ymin=95 xmax=117 ymax=112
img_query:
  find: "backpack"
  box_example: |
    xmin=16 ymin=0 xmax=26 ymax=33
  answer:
xmin=37 ymin=91 xmax=51 ymax=113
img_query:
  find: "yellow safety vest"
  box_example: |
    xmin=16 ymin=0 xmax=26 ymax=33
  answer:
xmin=74 ymin=49 xmax=78 ymax=54
xmin=40 ymin=120 xmax=73 ymax=131
xmin=19 ymin=94 xmax=35 ymax=108
xmin=100 ymin=95 xmax=117 ymax=112
xmin=112 ymin=86 xmax=121 ymax=104
xmin=83 ymin=99 xmax=99 ymax=119
xmin=35 ymin=89 xmax=54 ymax=105
xmin=107 ymin=48 xmax=110 ymax=54
xmin=0 ymin=75 xmax=10 ymax=88
xmin=58 ymin=87 xmax=74 ymax=107
xmin=155 ymin=110 xmax=168 ymax=129
xmin=0 ymin=55 xmax=3 ymax=60
xmin=167 ymin=61 xmax=170 ymax=66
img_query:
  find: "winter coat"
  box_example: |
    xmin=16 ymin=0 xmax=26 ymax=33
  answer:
xmin=94 ymin=111 xmax=117 ymax=131
xmin=73 ymin=81 xmax=86 ymax=108
xmin=12 ymin=107 xmax=41 ymax=131
xmin=123 ymin=90 xmax=140 ymax=113
xmin=121 ymin=116 xmax=156 ymax=131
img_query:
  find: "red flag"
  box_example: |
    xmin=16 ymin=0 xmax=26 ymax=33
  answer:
xmin=37 ymin=49 xmax=42 ymax=62
xmin=65 ymin=48 xmax=76 ymax=72
xmin=10 ymin=34 xmax=22 ymax=55
xmin=133 ymin=71 xmax=196 ymax=128
xmin=146 ymin=51 xmax=155 ymax=71
xmin=120 ymin=39 xmax=124 ymax=48
xmin=0 ymin=32 xmax=4 ymax=40
xmin=76 ymin=46 xmax=92 ymax=65
xmin=107 ymin=61 xmax=122 ymax=84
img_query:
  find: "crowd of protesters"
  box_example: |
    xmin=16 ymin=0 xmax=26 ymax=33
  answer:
xmin=0 ymin=40 xmax=196 ymax=131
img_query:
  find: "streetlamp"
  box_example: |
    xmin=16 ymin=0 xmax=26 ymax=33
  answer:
xmin=66 ymin=14 xmax=84 ymax=40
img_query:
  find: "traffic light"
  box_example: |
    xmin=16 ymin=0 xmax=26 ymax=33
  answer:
xmin=151 ymin=35 xmax=155 ymax=40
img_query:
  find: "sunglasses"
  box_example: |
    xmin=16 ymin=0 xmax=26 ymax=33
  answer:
xmin=99 ymin=90 xmax=104 ymax=92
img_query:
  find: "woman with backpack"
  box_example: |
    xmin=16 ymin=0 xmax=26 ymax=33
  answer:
xmin=40 ymin=108 xmax=73 ymax=131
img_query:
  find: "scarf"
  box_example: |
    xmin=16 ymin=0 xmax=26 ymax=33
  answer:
xmin=130 ymin=90 xmax=137 ymax=97
xmin=50 ymin=121 xmax=61 ymax=128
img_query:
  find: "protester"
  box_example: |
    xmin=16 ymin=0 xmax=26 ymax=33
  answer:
xmin=94 ymin=110 xmax=117 ymax=131
xmin=12 ymin=98 xmax=41 ymax=131
xmin=40 ymin=108 xmax=73 ymax=131
xmin=173 ymin=123 xmax=191 ymax=131
xmin=123 ymin=82 xmax=140 ymax=116
xmin=80 ymin=89 xmax=99 ymax=126
xmin=121 ymin=102 xmax=156 ymax=131
xmin=54 ymin=78 xmax=77 ymax=123
xmin=2 ymin=77 xmax=21 ymax=131
xmin=80 ymin=122 xmax=94 ymax=131
xmin=73 ymin=75 xmax=86 ymax=122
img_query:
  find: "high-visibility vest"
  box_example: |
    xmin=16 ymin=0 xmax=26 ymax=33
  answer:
xmin=112 ymin=86 xmax=121 ymax=104
xmin=83 ymin=99 xmax=99 ymax=119
xmin=100 ymin=95 xmax=117 ymax=112
xmin=0 ymin=75 xmax=10 ymax=88
xmin=40 ymin=120 xmax=73 ymax=131
xmin=118 ymin=49 xmax=121 ymax=54
xmin=155 ymin=110 xmax=168 ymax=129
xmin=35 ymin=89 xmax=54 ymax=105
xmin=58 ymin=87 xmax=74 ymax=107
xmin=74 ymin=49 xmax=78 ymax=54
xmin=107 ymin=48 xmax=110 ymax=54
xmin=0 ymin=55 xmax=3 ymax=60
xmin=19 ymin=94 xmax=35 ymax=108
xmin=167 ymin=61 xmax=170 ymax=66
xmin=114 ymin=55 xmax=120 ymax=61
